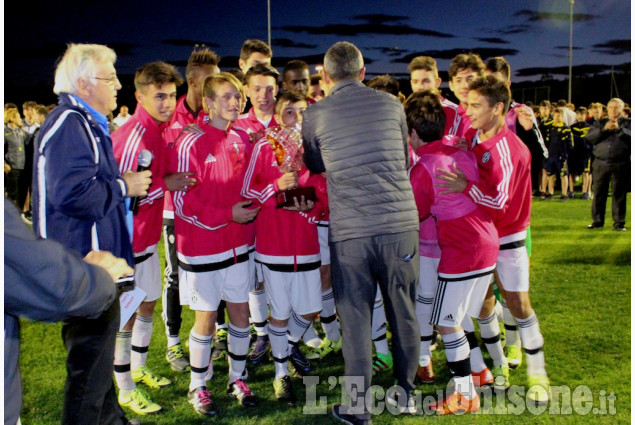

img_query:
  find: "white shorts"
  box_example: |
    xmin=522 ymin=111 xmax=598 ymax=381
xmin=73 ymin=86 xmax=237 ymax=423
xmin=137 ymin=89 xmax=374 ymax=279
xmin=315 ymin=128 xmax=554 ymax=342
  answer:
xmin=179 ymin=261 xmax=250 ymax=312
xmin=134 ymin=245 xmax=161 ymax=302
xmin=318 ymin=225 xmax=331 ymax=266
xmin=261 ymin=265 xmax=321 ymax=320
xmin=417 ymin=256 xmax=440 ymax=299
xmin=430 ymin=270 xmax=494 ymax=327
xmin=496 ymin=245 xmax=530 ymax=293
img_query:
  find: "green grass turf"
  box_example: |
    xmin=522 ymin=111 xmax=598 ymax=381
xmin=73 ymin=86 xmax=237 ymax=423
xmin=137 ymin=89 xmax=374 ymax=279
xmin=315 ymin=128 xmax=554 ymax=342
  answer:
xmin=18 ymin=194 xmax=631 ymax=424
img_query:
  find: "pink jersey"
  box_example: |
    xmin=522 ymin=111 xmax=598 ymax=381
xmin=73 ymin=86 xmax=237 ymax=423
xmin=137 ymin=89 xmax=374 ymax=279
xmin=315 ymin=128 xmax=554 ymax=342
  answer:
xmin=112 ymin=104 xmax=168 ymax=254
xmin=442 ymin=97 xmax=465 ymax=137
xmin=162 ymin=95 xmax=207 ymax=218
xmin=170 ymin=118 xmax=251 ymax=263
xmin=233 ymin=107 xmax=278 ymax=144
xmin=241 ymin=134 xmax=326 ymax=269
xmin=464 ymin=125 xmax=532 ymax=240
xmin=410 ymin=140 xmax=498 ymax=274
xmin=455 ymin=103 xmax=473 ymax=138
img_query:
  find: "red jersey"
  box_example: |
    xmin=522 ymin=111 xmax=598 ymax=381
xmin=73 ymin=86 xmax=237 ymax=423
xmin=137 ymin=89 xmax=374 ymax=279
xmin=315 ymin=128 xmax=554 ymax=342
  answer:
xmin=455 ymin=103 xmax=473 ymax=138
xmin=411 ymin=141 xmax=498 ymax=274
xmin=170 ymin=118 xmax=251 ymax=264
xmin=112 ymin=104 xmax=167 ymax=254
xmin=162 ymin=95 xmax=207 ymax=219
xmin=241 ymin=134 xmax=326 ymax=269
xmin=442 ymin=97 xmax=465 ymax=137
xmin=464 ymin=125 xmax=532 ymax=240
xmin=233 ymin=107 xmax=278 ymax=144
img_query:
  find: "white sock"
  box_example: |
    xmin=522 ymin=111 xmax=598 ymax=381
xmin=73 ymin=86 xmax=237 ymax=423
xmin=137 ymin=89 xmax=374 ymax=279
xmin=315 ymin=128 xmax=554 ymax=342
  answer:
xmin=320 ymin=289 xmax=341 ymax=341
xmin=269 ymin=324 xmax=289 ymax=379
xmin=288 ymin=311 xmax=311 ymax=343
xmin=249 ymin=288 xmax=269 ymax=336
xmin=131 ymin=315 xmax=153 ymax=370
xmin=502 ymin=299 xmax=521 ymax=348
xmin=227 ymin=324 xmax=251 ymax=382
xmin=416 ymin=294 xmax=434 ymax=366
xmin=114 ymin=330 xmax=135 ymax=395
xmin=167 ymin=335 xmax=180 ymax=348
xmin=443 ymin=331 xmax=476 ymax=399
xmin=478 ymin=312 xmax=507 ymax=367
xmin=516 ymin=311 xmax=547 ymax=376
xmin=372 ymin=295 xmax=390 ymax=356
xmin=189 ymin=329 xmax=213 ymax=391
xmin=303 ymin=323 xmax=322 ymax=348
xmin=462 ymin=316 xmax=487 ymax=373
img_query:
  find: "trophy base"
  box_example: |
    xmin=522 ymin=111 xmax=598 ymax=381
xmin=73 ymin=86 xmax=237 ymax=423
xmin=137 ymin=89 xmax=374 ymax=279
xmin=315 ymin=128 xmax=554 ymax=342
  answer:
xmin=276 ymin=186 xmax=317 ymax=208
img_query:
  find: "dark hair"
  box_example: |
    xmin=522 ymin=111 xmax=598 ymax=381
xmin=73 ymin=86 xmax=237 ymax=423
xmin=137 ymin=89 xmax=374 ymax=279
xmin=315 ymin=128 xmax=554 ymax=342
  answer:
xmin=186 ymin=46 xmax=220 ymax=81
xmin=408 ymin=56 xmax=438 ymax=75
xmin=448 ymin=53 xmax=484 ymax=79
xmin=310 ymin=74 xmax=322 ymax=85
xmin=283 ymin=60 xmax=309 ymax=77
xmin=134 ymin=61 xmax=184 ymax=92
xmin=539 ymin=100 xmax=551 ymax=107
xmin=484 ymin=56 xmax=511 ymax=81
xmin=275 ymin=90 xmax=307 ymax=115
xmin=404 ymin=89 xmax=445 ymax=143
xmin=245 ymin=63 xmax=280 ymax=85
xmin=225 ymin=68 xmax=247 ymax=85
xmin=367 ymin=75 xmax=401 ymax=98
xmin=576 ymin=106 xmax=587 ymax=114
xmin=240 ymin=39 xmax=272 ymax=60
xmin=468 ymin=75 xmax=511 ymax=114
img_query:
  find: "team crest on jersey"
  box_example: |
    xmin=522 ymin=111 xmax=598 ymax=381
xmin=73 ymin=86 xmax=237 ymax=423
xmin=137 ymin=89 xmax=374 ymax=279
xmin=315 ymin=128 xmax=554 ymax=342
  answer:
xmin=482 ymin=152 xmax=491 ymax=164
xmin=205 ymin=153 xmax=216 ymax=164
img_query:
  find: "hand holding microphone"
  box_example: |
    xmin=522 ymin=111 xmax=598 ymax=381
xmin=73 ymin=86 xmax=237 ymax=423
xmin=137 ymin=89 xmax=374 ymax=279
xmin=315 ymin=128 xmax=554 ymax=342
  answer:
xmin=123 ymin=150 xmax=153 ymax=214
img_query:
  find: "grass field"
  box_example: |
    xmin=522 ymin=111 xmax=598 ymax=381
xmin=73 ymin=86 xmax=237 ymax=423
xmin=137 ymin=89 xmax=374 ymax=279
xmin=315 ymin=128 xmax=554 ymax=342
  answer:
xmin=18 ymin=194 xmax=631 ymax=424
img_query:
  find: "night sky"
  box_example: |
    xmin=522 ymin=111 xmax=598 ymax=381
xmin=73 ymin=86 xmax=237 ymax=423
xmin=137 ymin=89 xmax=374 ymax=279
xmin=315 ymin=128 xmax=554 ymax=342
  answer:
xmin=3 ymin=0 xmax=631 ymax=106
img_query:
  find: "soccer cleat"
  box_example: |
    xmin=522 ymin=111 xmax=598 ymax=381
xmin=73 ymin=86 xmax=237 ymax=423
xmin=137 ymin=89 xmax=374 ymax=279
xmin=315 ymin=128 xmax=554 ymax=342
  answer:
xmin=211 ymin=328 xmax=228 ymax=361
xmin=247 ymin=334 xmax=270 ymax=365
xmin=166 ymin=343 xmax=190 ymax=372
xmin=227 ymin=378 xmax=257 ymax=407
xmin=188 ymin=386 xmax=218 ymax=416
xmin=415 ymin=362 xmax=435 ymax=384
xmin=505 ymin=345 xmax=523 ymax=369
xmin=273 ymin=375 xmax=296 ymax=404
xmin=371 ymin=352 xmax=393 ymax=376
xmin=118 ymin=388 xmax=162 ymax=415
xmin=471 ymin=367 xmax=494 ymax=387
xmin=306 ymin=336 xmax=342 ymax=360
xmin=288 ymin=344 xmax=311 ymax=377
xmin=131 ymin=366 xmax=171 ymax=389
xmin=429 ymin=391 xmax=480 ymax=415
xmin=527 ymin=374 xmax=551 ymax=405
xmin=491 ymin=364 xmax=510 ymax=390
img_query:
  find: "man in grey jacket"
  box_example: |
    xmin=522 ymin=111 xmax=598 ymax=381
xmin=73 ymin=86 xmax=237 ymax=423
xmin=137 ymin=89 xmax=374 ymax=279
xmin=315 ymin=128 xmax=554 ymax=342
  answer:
xmin=303 ymin=41 xmax=420 ymax=424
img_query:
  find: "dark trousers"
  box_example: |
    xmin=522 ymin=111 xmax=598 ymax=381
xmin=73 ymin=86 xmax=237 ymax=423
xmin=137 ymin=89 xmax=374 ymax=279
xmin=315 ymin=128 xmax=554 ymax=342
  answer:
xmin=162 ymin=218 xmax=182 ymax=337
xmin=5 ymin=168 xmax=22 ymax=206
xmin=61 ymin=300 xmax=128 ymax=425
xmin=330 ymin=231 xmax=420 ymax=419
xmin=591 ymin=160 xmax=629 ymax=228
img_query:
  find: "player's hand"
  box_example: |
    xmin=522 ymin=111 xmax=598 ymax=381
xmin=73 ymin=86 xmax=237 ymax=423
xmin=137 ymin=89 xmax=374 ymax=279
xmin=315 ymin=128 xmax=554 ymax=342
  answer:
xmin=283 ymin=196 xmax=314 ymax=212
xmin=165 ymin=172 xmax=196 ymax=192
xmin=516 ymin=106 xmax=535 ymax=131
xmin=232 ymin=200 xmax=260 ymax=223
xmin=183 ymin=123 xmax=204 ymax=134
xmin=435 ymin=163 xmax=468 ymax=194
xmin=453 ymin=137 xmax=469 ymax=150
xmin=84 ymin=250 xmax=134 ymax=283
xmin=122 ymin=170 xmax=152 ymax=197
xmin=277 ymin=172 xmax=298 ymax=191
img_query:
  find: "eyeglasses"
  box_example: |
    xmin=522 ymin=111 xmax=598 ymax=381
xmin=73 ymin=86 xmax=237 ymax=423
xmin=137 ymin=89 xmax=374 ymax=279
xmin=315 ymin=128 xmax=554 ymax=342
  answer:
xmin=91 ymin=76 xmax=120 ymax=86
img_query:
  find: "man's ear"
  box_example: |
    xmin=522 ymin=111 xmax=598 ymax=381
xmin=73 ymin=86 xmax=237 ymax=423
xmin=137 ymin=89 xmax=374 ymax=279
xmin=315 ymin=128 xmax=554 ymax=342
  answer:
xmin=75 ymin=76 xmax=91 ymax=96
xmin=358 ymin=67 xmax=366 ymax=82
xmin=134 ymin=91 xmax=143 ymax=104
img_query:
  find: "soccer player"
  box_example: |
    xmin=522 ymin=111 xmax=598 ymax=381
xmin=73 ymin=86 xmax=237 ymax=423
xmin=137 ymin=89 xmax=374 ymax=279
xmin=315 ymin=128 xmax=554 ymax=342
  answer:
xmin=437 ymin=75 xmax=552 ymax=406
xmin=162 ymin=47 xmax=220 ymax=372
xmin=448 ymin=53 xmax=485 ymax=137
xmin=409 ymin=55 xmax=463 ymax=136
xmin=406 ymin=89 xmax=500 ymax=415
xmin=542 ymin=107 xmax=573 ymax=200
xmin=308 ymin=73 xmax=325 ymax=102
xmin=242 ymin=90 xmax=327 ymax=403
xmin=282 ymin=60 xmax=311 ymax=98
xmin=112 ymin=61 xmax=189 ymax=415
xmin=238 ymin=39 xmax=273 ymax=74
xmin=171 ymin=72 xmax=260 ymax=415
xmin=570 ymin=107 xmax=592 ymax=199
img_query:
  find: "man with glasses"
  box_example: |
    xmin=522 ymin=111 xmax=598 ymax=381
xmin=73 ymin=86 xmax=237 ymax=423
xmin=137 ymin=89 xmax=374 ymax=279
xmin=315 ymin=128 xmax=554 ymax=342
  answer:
xmin=32 ymin=43 xmax=151 ymax=425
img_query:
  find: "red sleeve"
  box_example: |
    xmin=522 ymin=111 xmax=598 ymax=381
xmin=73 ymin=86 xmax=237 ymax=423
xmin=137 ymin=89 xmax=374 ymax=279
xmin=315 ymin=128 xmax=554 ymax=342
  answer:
xmin=463 ymin=144 xmax=510 ymax=215
xmin=241 ymin=139 xmax=279 ymax=207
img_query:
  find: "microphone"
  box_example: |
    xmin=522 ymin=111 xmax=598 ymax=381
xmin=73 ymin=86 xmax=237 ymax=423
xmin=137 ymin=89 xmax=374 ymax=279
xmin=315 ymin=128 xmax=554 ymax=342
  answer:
xmin=129 ymin=149 xmax=153 ymax=214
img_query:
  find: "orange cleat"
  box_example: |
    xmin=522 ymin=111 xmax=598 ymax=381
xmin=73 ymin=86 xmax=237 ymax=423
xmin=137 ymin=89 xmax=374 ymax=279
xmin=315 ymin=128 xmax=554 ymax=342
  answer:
xmin=415 ymin=362 xmax=435 ymax=384
xmin=472 ymin=367 xmax=493 ymax=387
xmin=429 ymin=391 xmax=480 ymax=415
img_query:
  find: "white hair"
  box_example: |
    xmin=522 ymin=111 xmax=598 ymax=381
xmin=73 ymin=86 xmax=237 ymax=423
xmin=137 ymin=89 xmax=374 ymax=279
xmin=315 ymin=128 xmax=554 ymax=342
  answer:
xmin=608 ymin=98 xmax=625 ymax=109
xmin=53 ymin=44 xmax=116 ymax=94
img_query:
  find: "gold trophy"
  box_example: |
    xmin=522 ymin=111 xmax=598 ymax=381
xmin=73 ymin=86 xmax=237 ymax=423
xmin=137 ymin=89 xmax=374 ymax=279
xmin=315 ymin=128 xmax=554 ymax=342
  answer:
xmin=266 ymin=125 xmax=316 ymax=208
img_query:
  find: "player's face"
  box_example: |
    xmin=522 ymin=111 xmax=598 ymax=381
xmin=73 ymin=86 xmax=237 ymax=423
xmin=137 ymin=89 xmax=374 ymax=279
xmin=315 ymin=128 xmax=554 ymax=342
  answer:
xmin=210 ymin=82 xmax=242 ymax=124
xmin=308 ymin=83 xmax=323 ymax=101
xmin=137 ymin=83 xmax=177 ymax=123
xmin=85 ymin=61 xmax=121 ymax=115
xmin=283 ymin=68 xmax=310 ymax=96
xmin=539 ymin=105 xmax=550 ymax=118
xmin=410 ymin=69 xmax=440 ymax=93
xmin=247 ymin=75 xmax=278 ymax=114
xmin=553 ymin=110 xmax=563 ymax=125
xmin=576 ymin=112 xmax=586 ymax=123
xmin=276 ymin=100 xmax=308 ymax=128
xmin=465 ymin=90 xmax=499 ymax=131
xmin=449 ymin=68 xmax=480 ymax=105
xmin=240 ymin=52 xmax=271 ymax=73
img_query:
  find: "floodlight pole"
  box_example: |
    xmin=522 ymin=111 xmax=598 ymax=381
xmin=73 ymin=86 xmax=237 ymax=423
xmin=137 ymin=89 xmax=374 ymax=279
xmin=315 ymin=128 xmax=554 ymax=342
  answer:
xmin=267 ymin=0 xmax=271 ymax=47
xmin=568 ymin=0 xmax=574 ymax=103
